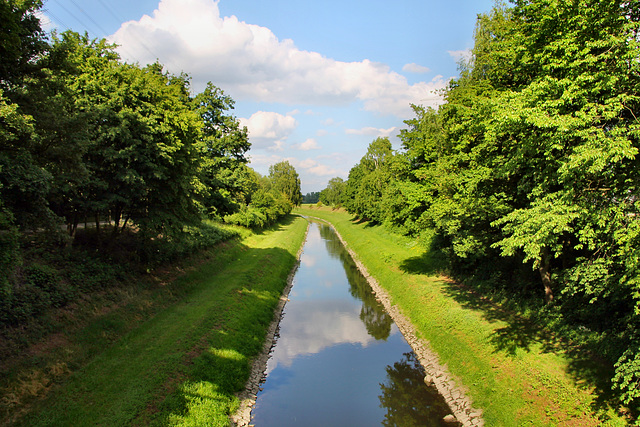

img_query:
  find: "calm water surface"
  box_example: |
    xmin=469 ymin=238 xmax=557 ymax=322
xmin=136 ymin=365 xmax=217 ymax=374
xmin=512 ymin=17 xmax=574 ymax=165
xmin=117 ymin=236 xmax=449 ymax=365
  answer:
xmin=251 ymin=220 xmax=452 ymax=426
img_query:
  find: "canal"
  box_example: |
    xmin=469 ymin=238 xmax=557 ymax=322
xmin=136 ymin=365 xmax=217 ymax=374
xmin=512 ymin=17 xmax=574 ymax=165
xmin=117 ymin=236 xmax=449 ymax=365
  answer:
xmin=251 ymin=220 xmax=453 ymax=426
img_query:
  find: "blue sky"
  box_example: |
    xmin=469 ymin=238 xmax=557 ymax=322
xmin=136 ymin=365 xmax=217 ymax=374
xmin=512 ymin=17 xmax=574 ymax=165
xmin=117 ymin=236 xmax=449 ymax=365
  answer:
xmin=41 ymin=0 xmax=496 ymax=193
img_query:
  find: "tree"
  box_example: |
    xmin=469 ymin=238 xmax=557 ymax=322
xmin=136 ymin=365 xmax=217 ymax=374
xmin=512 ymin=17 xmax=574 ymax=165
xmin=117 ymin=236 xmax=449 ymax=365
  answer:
xmin=268 ymin=160 xmax=302 ymax=206
xmin=0 ymin=0 xmax=47 ymax=90
xmin=320 ymin=177 xmax=345 ymax=207
xmin=37 ymin=32 xmax=203 ymax=240
xmin=192 ymin=82 xmax=251 ymax=217
xmin=343 ymin=137 xmax=394 ymax=222
xmin=302 ymin=192 xmax=320 ymax=204
xmin=394 ymin=0 xmax=640 ymax=407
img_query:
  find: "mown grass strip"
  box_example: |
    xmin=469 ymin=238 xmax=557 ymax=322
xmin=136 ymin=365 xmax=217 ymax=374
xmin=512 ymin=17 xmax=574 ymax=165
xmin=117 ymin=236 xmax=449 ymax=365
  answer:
xmin=13 ymin=215 xmax=308 ymax=427
xmin=295 ymin=206 xmax=626 ymax=426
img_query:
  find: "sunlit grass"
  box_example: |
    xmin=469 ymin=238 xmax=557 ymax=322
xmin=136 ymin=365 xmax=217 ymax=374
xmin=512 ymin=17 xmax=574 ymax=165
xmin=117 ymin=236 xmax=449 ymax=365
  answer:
xmin=295 ymin=205 xmax=627 ymax=426
xmin=13 ymin=215 xmax=308 ymax=426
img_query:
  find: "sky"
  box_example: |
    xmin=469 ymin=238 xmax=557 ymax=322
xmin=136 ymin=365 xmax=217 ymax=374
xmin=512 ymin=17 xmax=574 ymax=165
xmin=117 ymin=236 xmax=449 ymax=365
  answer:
xmin=40 ymin=0 xmax=496 ymax=193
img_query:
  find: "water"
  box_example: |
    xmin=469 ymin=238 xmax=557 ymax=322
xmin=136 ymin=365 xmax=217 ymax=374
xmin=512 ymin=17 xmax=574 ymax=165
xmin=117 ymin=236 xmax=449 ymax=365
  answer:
xmin=251 ymin=220 xmax=452 ymax=426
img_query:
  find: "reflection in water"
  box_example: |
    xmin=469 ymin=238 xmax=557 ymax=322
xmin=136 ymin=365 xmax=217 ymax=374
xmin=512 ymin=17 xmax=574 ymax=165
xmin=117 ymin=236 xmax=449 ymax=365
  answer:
xmin=264 ymin=300 xmax=375 ymax=374
xmin=318 ymin=223 xmax=392 ymax=340
xmin=380 ymin=352 xmax=452 ymax=427
xmin=251 ymin=221 xmax=451 ymax=426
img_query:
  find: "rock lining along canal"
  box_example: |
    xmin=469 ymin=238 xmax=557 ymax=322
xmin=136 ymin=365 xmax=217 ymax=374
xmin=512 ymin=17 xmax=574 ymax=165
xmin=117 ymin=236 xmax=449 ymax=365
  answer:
xmin=248 ymin=219 xmax=458 ymax=426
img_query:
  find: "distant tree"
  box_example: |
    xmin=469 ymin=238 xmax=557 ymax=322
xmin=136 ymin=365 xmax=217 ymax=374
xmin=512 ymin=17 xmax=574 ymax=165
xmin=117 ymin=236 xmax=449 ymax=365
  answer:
xmin=343 ymin=137 xmax=394 ymax=222
xmin=320 ymin=177 xmax=345 ymax=207
xmin=269 ymin=160 xmax=302 ymax=206
xmin=302 ymin=192 xmax=320 ymax=204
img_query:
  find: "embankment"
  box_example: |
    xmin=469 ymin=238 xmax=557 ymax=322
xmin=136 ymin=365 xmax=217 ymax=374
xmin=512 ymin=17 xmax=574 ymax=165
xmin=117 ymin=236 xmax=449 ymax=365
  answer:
xmin=294 ymin=205 xmax=627 ymax=426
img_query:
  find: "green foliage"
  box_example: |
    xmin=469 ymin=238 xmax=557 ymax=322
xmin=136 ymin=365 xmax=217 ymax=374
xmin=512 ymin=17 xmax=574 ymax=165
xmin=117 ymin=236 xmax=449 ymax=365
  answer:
xmin=302 ymin=191 xmax=321 ymax=204
xmin=319 ymin=176 xmax=345 ymax=207
xmin=223 ymin=206 xmax=267 ymax=229
xmin=268 ymin=160 xmax=302 ymax=206
xmin=338 ymin=0 xmax=640 ymax=410
xmin=0 ymin=3 xmax=270 ymax=330
xmin=0 ymin=0 xmax=47 ymax=89
xmin=343 ymin=137 xmax=395 ymax=223
xmin=614 ymin=345 xmax=640 ymax=405
xmin=223 ymin=162 xmax=300 ymax=229
xmin=0 ymin=204 xmax=19 ymax=291
xmin=193 ymin=82 xmax=252 ymax=217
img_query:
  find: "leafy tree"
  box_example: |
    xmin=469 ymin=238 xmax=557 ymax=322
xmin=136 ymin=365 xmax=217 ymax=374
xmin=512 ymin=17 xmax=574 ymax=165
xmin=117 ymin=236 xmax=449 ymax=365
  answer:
xmin=343 ymin=137 xmax=395 ymax=223
xmin=302 ymin=191 xmax=321 ymax=204
xmin=393 ymin=0 xmax=640 ymax=407
xmin=268 ymin=160 xmax=302 ymax=206
xmin=0 ymin=0 xmax=47 ymax=90
xmin=320 ymin=177 xmax=345 ymax=207
xmin=223 ymin=165 xmax=294 ymax=228
xmin=192 ymin=82 xmax=251 ymax=217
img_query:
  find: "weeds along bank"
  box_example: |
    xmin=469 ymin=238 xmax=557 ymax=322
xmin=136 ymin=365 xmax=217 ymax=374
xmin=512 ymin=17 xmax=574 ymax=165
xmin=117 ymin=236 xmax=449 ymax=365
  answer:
xmin=294 ymin=205 xmax=630 ymax=426
xmin=1 ymin=216 xmax=308 ymax=426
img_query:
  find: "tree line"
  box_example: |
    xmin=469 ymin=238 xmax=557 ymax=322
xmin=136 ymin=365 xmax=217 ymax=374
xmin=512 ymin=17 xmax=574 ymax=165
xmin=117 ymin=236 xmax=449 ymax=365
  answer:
xmin=0 ymin=0 xmax=301 ymax=325
xmin=321 ymin=0 xmax=640 ymax=409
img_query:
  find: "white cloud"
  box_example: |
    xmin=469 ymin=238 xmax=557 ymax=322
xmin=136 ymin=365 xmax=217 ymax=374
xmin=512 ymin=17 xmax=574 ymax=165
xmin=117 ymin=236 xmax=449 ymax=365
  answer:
xmin=296 ymin=138 xmax=321 ymax=151
xmin=345 ymin=126 xmax=398 ymax=137
xmin=402 ymin=63 xmax=431 ymax=73
xmin=292 ymin=158 xmax=342 ymax=177
xmin=239 ymin=111 xmax=297 ymax=151
xmin=36 ymin=11 xmax=55 ymax=32
xmin=109 ymin=0 xmax=448 ymax=117
xmin=266 ymin=300 xmax=378 ymax=373
xmin=448 ymin=49 xmax=472 ymax=64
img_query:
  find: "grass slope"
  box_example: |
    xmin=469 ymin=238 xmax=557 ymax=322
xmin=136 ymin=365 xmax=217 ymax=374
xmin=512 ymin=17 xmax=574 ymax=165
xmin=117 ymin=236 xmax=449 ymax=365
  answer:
xmin=9 ymin=215 xmax=308 ymax=427
xmin=295 ymin=205 xmax=627 ymax=426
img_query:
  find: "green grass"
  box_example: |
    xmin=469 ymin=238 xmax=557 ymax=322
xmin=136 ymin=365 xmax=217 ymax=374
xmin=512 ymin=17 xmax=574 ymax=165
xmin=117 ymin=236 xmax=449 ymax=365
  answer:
xmin=6 ymin=215 xmax=308 ymax=427
xmin=295 ymin=205 xmax=628 ymax=426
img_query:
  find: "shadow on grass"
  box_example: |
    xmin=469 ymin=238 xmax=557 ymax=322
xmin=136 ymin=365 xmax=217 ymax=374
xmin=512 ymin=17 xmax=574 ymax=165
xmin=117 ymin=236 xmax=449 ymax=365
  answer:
xmin=9 ymin=240 xmax=300 ymax=426
xmin=399 ymin=252 xmax=625 ymax=419
xmin=151 ymin=244 xmax=298 ymax=425
xmin=252 ymin=214 xmax=298 ymax=236
xmin=443 ymin=280 xmax=623 ymax=416
xmin=349 ymin=215 xmax=380 ymax=229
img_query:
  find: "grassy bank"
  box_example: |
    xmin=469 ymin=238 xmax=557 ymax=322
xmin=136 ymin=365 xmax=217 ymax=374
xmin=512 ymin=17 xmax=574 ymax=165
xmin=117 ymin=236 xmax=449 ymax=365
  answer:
xmin=295 ymin=205 xmax=628 ymax=426
xmin=3 ymin=215 xmax=308 ymax=426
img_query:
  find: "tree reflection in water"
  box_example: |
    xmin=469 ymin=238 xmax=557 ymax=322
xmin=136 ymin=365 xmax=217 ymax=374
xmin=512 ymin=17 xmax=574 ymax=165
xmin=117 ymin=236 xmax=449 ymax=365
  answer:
xmin=318 ymin=222 xmax=392 ymax=340
xmin=379 ymin=352 xmax=454 ymax=427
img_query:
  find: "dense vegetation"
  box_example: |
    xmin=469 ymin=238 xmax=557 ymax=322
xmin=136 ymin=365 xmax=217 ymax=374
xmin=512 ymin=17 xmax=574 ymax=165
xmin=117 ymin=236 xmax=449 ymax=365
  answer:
xmin=323 ymin=0 xmax=640 ymax=410
xmin=0 ymin=1 xmax=301 ymax=331
xmin=297 ymin=205 xmax=628 ymax=425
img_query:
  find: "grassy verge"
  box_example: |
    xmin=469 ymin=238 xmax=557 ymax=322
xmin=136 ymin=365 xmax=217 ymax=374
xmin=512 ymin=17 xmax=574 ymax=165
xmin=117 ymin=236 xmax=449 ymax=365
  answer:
xmin=295 ymin=205 xmax=628 ymax=426
xmin=4 ymin=215 xmax=308 ymax=426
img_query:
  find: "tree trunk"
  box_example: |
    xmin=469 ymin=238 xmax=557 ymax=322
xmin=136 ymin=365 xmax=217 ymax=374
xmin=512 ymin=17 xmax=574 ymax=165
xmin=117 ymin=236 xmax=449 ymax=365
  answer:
xmin=69 ymin=211 xmax=79 ymax=240
xmin=111 ymin=207 xmax=122 ymax=238
xmin=539 ymin=246 xmax=553 ymax=304
xmin=95 ymin=212 xmax=101 ymax=246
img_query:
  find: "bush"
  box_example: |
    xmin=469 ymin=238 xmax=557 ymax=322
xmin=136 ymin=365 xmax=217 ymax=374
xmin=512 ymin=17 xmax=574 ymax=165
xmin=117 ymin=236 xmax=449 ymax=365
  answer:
xmin=0 ymin=221 xmax=238 ymax=328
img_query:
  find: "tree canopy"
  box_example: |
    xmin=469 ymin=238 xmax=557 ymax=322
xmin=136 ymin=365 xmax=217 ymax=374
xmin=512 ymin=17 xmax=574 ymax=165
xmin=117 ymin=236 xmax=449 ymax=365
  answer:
xmin=0 ymin=2 xmax=300 ymax=328
xmin=339 ymin=0 xmax=640 ymax=409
